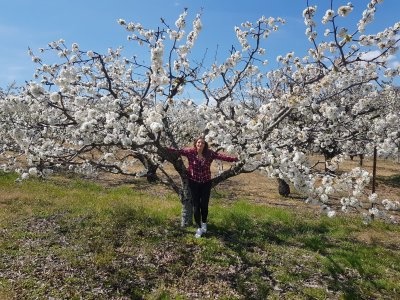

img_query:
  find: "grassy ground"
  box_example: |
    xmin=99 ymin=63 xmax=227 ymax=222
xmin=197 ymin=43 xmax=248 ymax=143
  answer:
xmin=0 ymin=168 xmax=400 ymax=300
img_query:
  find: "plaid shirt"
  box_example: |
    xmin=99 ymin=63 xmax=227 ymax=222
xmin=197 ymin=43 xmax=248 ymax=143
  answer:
xmin=169 ymin=148 xmax=238 ymax=183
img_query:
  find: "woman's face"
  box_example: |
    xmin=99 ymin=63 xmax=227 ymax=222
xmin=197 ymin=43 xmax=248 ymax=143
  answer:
xmin=196 ymin=139 xmax=205 ymax=152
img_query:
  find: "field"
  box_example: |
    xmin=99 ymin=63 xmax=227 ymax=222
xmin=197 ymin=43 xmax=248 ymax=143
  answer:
xmin=0 ymin=157 xmax=399 ymax=299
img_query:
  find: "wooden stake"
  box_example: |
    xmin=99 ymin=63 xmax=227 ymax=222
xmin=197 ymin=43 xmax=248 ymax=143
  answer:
xmin=372 ymin=146 xmax=377 ymax=194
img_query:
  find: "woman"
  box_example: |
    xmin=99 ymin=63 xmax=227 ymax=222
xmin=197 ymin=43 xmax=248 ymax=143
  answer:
xmin=169 ymin=137 xmax=238 ymax=238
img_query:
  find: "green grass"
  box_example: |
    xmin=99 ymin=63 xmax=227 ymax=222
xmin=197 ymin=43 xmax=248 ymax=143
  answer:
xmin=0 ymin=171 xmax=399 ymax=299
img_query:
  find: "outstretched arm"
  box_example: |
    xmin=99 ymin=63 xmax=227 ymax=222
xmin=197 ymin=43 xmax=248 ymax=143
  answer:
xmin=213 ymin=151 xmax=238 ymax=162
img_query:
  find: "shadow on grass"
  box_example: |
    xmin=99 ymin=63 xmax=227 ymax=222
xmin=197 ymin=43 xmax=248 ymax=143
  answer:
xmin=206 ymin=212 xmax=388 ymax=299
xmin=2 ymin=172 xmax=397 ymax=299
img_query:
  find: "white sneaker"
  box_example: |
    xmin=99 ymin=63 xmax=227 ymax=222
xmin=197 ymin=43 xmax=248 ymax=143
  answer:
xmin=195 ymin=228 xmax=203 ymax=238
xmin=201 ymin=222 xmax=207 ymax=233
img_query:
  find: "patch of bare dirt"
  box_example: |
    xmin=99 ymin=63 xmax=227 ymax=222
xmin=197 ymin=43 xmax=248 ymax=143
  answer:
xmin=355 ymin=230 xmax=400 ymax=249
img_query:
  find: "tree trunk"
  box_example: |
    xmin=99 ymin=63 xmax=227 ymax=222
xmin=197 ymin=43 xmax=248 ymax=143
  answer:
xmin=277 ymin=178 xmax=290 ymax=197
xmin=359 ymin=154 xmax=364 ymax=167
xmin=135 ymin=152 xmax=159 ymax=182
xmin=159 ymin=148 xmax=193 ymax=227
xmin=180 ymin=178 xmax=193 ymax=227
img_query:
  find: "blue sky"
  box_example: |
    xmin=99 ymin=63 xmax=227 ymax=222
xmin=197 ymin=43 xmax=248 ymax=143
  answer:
xmin=1 ymin=0 xmax=399 ymax=88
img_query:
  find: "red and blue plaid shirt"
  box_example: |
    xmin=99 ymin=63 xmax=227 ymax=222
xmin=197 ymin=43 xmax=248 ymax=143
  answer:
xmin=169 ymin=148 xmax=238 ymax=183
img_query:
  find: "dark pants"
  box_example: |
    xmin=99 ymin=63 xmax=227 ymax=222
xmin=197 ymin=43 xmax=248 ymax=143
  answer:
xmin=189 ymin=180 xmax=212 ymax=228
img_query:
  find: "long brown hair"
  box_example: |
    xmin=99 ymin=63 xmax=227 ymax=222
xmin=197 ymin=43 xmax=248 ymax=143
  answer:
xmin=193 ymin=137 xmax=209 ymax=155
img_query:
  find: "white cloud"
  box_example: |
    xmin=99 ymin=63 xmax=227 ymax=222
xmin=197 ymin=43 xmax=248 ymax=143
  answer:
xmin=360 ymin=50 xmax=399 ymax=68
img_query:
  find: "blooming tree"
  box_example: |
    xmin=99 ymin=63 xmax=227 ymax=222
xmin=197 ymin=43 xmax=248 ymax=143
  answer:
xmin=369 ymin=87 xmax=400 ymax=161
xmin=0 ymin=1 xmax=399 ymax=225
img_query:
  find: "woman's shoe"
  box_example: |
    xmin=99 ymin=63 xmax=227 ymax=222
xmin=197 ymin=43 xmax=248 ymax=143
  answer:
xmin=195 ymin=228 xmax=203 ymax=238
xmin=201 ymin=222 xmax=207 ymax=233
